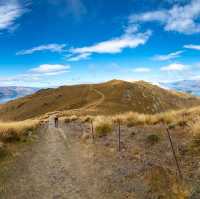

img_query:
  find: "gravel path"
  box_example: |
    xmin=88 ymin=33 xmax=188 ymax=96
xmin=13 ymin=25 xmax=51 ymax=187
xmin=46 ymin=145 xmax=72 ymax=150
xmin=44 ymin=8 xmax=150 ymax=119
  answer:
xmin=0 ymin=119 xmax=105 ymax=199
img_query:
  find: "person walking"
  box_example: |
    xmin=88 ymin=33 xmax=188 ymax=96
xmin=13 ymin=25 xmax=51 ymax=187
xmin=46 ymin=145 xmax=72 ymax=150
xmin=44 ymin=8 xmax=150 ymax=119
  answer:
xmin=55 ymin=116 xmax=59 ymax=128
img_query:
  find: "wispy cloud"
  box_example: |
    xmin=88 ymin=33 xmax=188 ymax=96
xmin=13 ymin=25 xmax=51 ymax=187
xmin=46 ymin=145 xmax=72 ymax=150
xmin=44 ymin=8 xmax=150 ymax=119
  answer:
xmin=30 ymin=64 xmax=70 ymax=76
xmin=0 ymin=64 xmax=70 ymax=86
xmin=17 ymin=44 xmax=66 ymax=55
xmin=184 ymin=44 xmax=200 ymax=50
xmin=161 ymin=63 xmax=187 ymax=71
xmin=67 ymin=52 xmax=91 ymax=61
xmin=133 ymin=67 xmax=151 ymax=73
xmin=153 ymin=50 xmax=183 ymax=61
xmin=130 ymin=0 xmax=200 ymax=34
xmin=67 ymin=26 xmax=152 ymax=61
xmin=0 ymin=0 xmax=26 ymax=31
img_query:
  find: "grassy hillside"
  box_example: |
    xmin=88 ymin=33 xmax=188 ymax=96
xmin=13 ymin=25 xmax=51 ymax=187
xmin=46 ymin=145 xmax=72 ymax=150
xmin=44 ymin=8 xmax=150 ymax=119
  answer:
xmin=0 ymin=80 xmax=200 ymax=121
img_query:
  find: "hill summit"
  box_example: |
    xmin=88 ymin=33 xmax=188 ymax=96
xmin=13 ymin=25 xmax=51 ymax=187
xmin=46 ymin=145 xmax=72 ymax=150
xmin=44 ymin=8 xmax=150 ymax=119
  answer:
xmin=0 ymin=80 xmax=200 ymax=121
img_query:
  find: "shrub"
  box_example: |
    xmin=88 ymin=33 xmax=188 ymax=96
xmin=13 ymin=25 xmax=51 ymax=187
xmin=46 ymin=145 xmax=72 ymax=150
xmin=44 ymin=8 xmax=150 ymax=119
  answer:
xmin=146 ymin=134 xmax=160 ymax=145
xmin=94 ymin=116 xmax=113 ymax=137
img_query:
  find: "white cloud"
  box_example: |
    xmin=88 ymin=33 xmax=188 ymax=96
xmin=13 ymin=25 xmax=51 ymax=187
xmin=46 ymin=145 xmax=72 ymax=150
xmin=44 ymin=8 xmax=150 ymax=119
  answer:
xmin=184 ymin=44 xmax=200 ymax=50
xmin=130 ymin=0 xmax=200 ymax=34
xmin=0 ymin=64 xmax=71 ymax=86
xmin=67 ymin=26 xmax=152 ymax=61
xmin=133 ymin=67 xmax=151 ymax=72
xmin=17 ymin=44 xmax=66 ymax=55
xmin=161 ymin=63 xmax=187 ymax=71
xmin=0 ymin=0 xmax=25 ymax=31
xmin=30 ymin=64 xmax=70 ymax=75
xmin=67 ymin=52 xmax=91 ymax=62
xmin=153 ymin=50 xmax=183 ymax=61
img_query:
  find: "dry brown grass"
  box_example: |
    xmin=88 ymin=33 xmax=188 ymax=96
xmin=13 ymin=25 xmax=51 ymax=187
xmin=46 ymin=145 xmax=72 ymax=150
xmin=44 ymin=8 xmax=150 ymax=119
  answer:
xmin=61 ymin=106 xmax=200 ymax=129
xmin=112 ymin=107 xmax=200 ymax=127
xmin=60 ymin=115 xmax=79 ymax=123
xmin=146 ymin=166 xmax=190 ymax=199
xmin=0 ymin=120 xmax=39 ymax=142
xmin=94 ymin=116 xmax=113 ymax=137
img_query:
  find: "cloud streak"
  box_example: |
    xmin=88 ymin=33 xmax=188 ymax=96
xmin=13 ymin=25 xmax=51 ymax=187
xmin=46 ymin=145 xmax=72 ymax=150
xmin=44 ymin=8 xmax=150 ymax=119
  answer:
xmin=161 ymin=63 xmax=187 ymax=71
xmin=0 ymin=0 xmax=26 ymax=31
xmin=184 ymin=44 xmax=200 ymax=50
xmin=67 ymin=26 xmax=152 ymax=61
xmin=0 ymin=64 xmax=70 ymax=86
xmin=17 ymin=44 xmax=67 ymax=55
xmin=30 ymin=64 xmax=70 ymax=76
xmin=153 ymin=50 xmax=183 ymax=61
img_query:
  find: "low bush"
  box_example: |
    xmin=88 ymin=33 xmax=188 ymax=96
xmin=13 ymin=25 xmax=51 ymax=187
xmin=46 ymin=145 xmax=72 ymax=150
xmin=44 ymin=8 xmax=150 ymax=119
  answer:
xmin=146 ymin=134 xmax=160 ymax=145
xmin=94 ymin=116 xmax=113 ymax=137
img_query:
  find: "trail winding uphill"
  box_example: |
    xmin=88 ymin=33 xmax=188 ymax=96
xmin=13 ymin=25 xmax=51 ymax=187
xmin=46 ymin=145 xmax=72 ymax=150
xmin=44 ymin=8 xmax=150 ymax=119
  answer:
xmin=69 ymin=87 xmax=105 ymax=113
xmin=0 ymin=118 xmax=109 ymax=199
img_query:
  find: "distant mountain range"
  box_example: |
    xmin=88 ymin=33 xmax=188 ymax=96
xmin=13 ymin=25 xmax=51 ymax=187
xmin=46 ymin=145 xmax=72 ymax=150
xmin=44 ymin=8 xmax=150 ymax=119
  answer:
xmin=161 ymin=80 xmax=200 ymax=96
xmin=0 ymin=87 xmax=40 ymax=103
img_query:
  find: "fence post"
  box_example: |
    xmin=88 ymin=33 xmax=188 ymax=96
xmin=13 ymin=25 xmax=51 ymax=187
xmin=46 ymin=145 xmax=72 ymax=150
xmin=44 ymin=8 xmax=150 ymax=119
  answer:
xmin=166 ymin=127 xmax=183 ymax=180
xmin=118 ymin=120 xmax=121 ymax=152
xmin=91 ymin=120 xmax=95 ymax=142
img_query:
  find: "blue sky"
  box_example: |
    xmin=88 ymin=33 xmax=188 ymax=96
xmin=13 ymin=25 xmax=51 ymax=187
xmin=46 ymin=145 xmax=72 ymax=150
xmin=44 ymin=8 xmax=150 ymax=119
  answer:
xmin=1 ymin=0 xmax=200 ymax=87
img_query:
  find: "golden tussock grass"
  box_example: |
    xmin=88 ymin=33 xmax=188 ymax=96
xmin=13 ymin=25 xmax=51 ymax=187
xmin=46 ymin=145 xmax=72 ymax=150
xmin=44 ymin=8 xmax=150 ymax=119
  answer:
xmin=60 ymin=115 xmax=79 ymax=123
xmin=112 ymin=107 xmax=200 ymax=127
xmin=93 ymin=116 xmax=113 ymax=137
xmin=0 ymin=120 xmax=39 ymax=142
xmin=111 ymin=111 xmax=178 ymax=127
xmin=64 ymin=106 xmax=200 ymax=129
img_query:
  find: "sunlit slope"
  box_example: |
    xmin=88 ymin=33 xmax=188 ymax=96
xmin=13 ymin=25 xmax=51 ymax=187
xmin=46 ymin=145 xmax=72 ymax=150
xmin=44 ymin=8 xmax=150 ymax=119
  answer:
xmin=0 ymin=80 xmax=199 ymax=121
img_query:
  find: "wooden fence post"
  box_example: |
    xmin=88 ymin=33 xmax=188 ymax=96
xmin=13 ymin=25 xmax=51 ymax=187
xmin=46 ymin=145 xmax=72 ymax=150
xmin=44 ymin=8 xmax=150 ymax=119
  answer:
xmin=91 ymin=120 xmax=95 ymax=142
xmin=118 ymin=120 xmax=121 ymax=152
xmin=166 ymin=127 xmax=183 ymax=180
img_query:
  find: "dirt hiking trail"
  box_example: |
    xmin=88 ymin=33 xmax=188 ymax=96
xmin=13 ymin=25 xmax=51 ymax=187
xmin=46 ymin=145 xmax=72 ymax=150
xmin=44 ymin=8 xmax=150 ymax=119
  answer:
xmin=0 ymin=118 xmax=112 ymax=199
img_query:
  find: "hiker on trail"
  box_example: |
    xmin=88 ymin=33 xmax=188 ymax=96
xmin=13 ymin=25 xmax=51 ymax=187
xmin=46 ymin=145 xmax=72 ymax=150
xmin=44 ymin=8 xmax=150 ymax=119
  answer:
xmin=55 ymin=116 xmax=59 ymax=128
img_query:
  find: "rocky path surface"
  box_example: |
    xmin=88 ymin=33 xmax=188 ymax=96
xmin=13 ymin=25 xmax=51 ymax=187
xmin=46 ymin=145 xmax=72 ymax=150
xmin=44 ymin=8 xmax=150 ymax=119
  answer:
xmin=0 ymin=119 xmax=108 ymax=199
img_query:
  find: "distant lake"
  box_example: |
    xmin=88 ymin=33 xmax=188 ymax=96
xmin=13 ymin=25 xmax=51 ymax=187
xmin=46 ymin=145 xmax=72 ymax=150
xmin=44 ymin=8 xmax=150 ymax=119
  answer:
xmin=0 ymin=97 xmax=17 ymax=104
